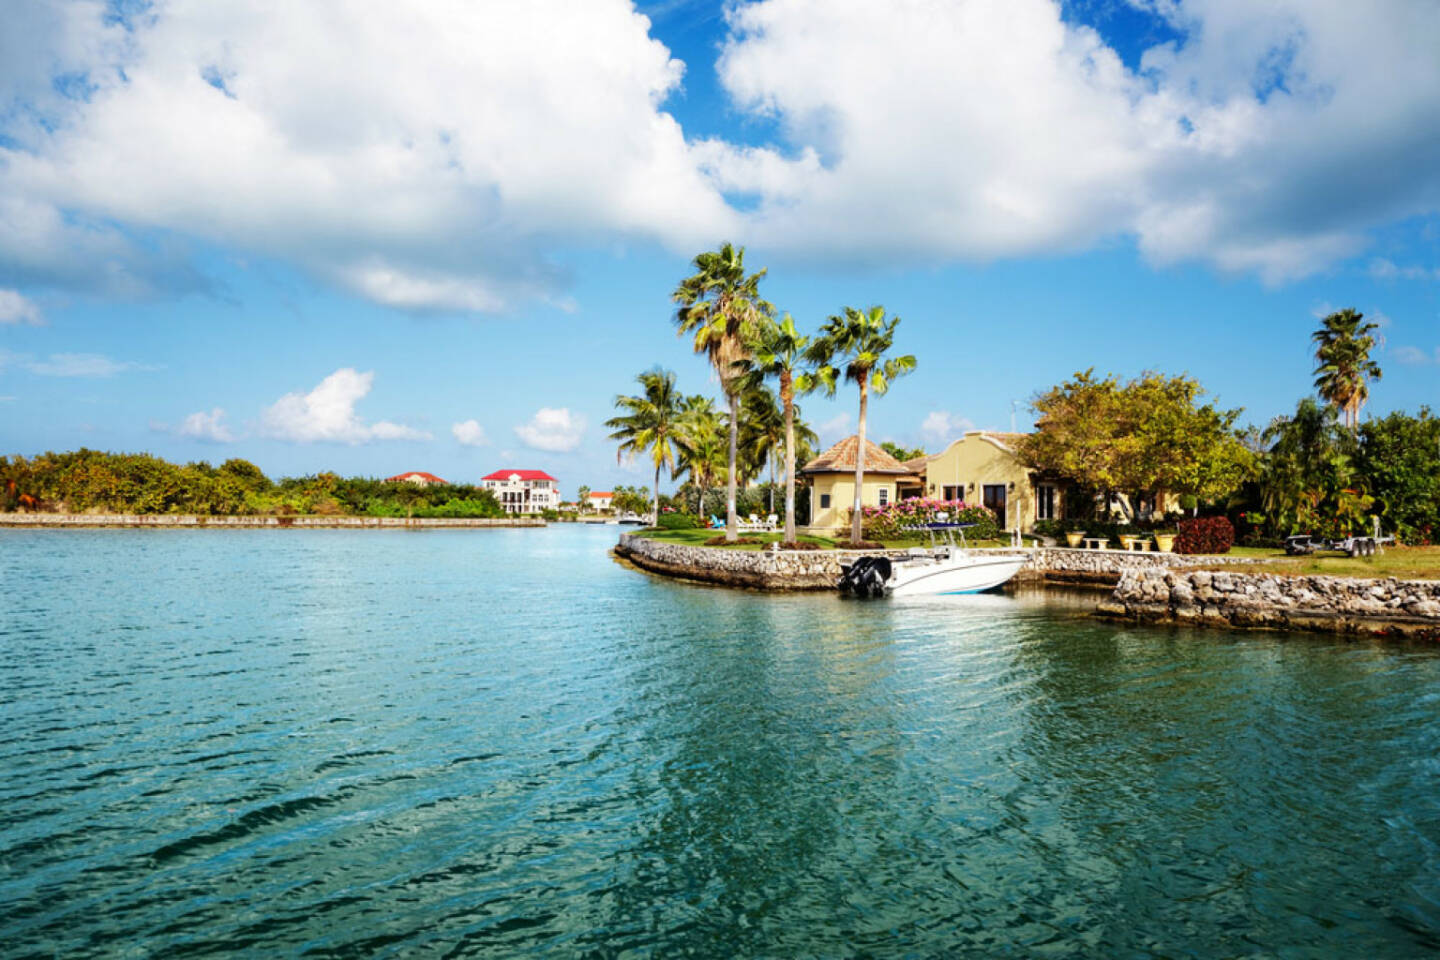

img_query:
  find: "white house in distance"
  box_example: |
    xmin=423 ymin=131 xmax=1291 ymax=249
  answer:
xmin=587 ymin=491 xmax=614 ymax=513
xmin=481 ymin=469 xmax=560 ymax=514
xmin=385 ymin=471 xmax=448 ymax=486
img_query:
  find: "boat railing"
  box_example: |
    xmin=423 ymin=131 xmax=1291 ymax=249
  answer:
xmin=898 ymin=521 xmax=976 ymax=557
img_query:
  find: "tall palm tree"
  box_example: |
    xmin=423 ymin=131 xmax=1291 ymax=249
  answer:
xmin=738 ymin=383 xmax=782 ymax=488
xmin=674 ymin=395 xmax=727 ymax=518
xmin=1313 ymin=308 xmax=1383 ymax=433
xmin=673 ymin=243 xmax=774 ymax=540
xmin=605 ymin=368 xmax=683 ymax=523
xmin=807 ymin=305 xmax=916 ymax=543
xmin=737 ymin=313 xmax=818 ymax=542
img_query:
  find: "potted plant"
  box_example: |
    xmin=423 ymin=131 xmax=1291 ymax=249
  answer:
xmin=1065 ymin=530 xmax=1085 ymax=548
xmin=1118 ymin=532 xmax=1137 ymax=551
xmin=1154 ymin=530 xmax=1177 ymax=553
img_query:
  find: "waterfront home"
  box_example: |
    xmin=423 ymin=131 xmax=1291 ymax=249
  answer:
xmin=917 ymin=432 xmax=1054 ymax=533
xmin=800 ymin=436 xmax=922 ymax=533
xmin=587 ymin=491 xmax=614 ymax=513
xmin=481 ymin=469 xmax=560 ymax=514
xmin=385 ymin=471 xmax=448 ymax=486
xmin=921 ymin=431 xmax=1177 ymax=532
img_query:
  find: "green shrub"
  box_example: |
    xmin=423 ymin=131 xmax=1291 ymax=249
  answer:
xmin=657 ymin=512 xmax=702 ymax=529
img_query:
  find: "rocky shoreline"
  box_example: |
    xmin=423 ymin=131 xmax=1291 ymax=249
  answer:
xmin=1098 ymin=567 xmax=1440 ymax=640
xmin=615 ymin=534 xmax=1440 ymax=639
xmin=614 ymin=534 xmax=1262 ymax=590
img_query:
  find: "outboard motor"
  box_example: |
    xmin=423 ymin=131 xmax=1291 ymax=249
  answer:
xmin=838 ymin=556 xmax=892 ymax=598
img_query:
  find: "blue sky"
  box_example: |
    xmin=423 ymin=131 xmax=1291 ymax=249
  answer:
xmin=1 ymin=0 xmax=1437 ymax=497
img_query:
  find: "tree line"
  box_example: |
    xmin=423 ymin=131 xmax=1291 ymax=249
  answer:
xmin=0 ymin=450 xmax=507 ymax=518
xmin=1018 ymin=308 xmax=1437 ymax=544
xmin=609 ymin=243 xmax=915 ymax=544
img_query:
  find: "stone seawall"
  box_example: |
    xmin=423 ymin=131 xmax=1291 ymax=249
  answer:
xmin=1099 ymin=567 xmax=1440 ymax=639
xmin=0 ymin=513 xmax=545 ymax=529
xmin=614 ymin=535 xmax=1262 ymax=591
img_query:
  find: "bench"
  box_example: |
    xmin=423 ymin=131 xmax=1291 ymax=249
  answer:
xmin=1082 ymin=537 xmax=1109 ymax=550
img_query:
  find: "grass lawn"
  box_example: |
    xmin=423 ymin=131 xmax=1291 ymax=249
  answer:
xmin=633 ymin=528 xmax=1025 ymax=552
xmin=634 ymin=528 xmax=839 ymax=551
xmin=1211 ymin=545 xmax=1440 ymax=580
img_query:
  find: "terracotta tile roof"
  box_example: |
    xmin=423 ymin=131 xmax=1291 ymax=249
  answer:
xmin=902 ymin=455 xmax=932 ymax=474
xmin=481 ymin=469 xmax=557 ymax=482
xmin=801 ymin=435 xmax=918 ymax=475
xmin=385 ymin=471 xmax=448 ymax=484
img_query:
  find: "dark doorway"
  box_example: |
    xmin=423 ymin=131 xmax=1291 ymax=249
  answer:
xmin=983 ymin=484 xmax=1007 ymax=528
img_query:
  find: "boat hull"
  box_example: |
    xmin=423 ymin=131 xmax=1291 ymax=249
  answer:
xmin=886 ymin=554 xmax=1027 ymax=597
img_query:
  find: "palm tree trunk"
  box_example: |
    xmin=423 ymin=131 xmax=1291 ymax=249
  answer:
xmin=768 ymin=457 xmax=775 ymax=514
xmin=783 ymin=386 xmax=796 ymax=544
xmin=852 ymin=379 xmax=868 ymax=543
xmin=653 ymin=463 xmax=660 ymax=525
xmin=726 ymin=390 xmax=739 ymax=542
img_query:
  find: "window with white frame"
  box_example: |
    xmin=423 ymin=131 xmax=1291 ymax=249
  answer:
xmin=1036 ymin=483 xmax=1058 ymax=521
xmin=878 ymin=487 xmax=889 ymax=507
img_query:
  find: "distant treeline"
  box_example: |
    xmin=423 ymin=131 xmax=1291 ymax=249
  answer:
xmin=0 ymin=450 xmax=507 ymax=518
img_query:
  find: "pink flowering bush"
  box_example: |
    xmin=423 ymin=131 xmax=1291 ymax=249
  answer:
xmin=851 ymin=498 xmax=999 ymax=540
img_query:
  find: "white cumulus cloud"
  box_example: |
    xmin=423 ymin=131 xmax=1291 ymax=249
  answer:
xmin=706 ymin=0 xmax=1440 ymax=282
xmin=921 ymin=411 xmax=976 ymax=446
xmin=0 ymin=0 xmax=1438 ymax=306
xmin=0 ymin=289 xmax=43 ymax=325
xmin=515 ymin=407 xmax=585 ymax=452
xmin=0 ymin=0 xmax=732 ymax=309
xmin=452 ymin=419 xmax=489 ymax=447
xmin=175 ymin=408 xmax=236 ymax=442
xmin=261 ymin=368 xmax=431 ymax=444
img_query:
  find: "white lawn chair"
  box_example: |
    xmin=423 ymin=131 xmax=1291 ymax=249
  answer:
xmin=765 ymin=513 xmax=778 ymax=531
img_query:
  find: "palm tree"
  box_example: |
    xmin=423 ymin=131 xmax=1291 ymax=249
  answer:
xmin=673 ymin=243 xmax=774 ymax=540
xmin=605 ymin=368 xmax=683 ymax=523
xmin=807 ymin=305 xmax=916 ymax=543
xmin=737 ymin=313 xmax=819 ymax=542
xmin=674 ymin=395 xmax=728 ymax=518
xmin=1313 ymin=308 xmax=1383 ymax=433
xmin=576 ymin=484 xmax=591 ymax=515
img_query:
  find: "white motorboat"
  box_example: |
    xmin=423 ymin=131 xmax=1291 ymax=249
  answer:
xmin=837 ymin=523 xmax=1027 ymax=598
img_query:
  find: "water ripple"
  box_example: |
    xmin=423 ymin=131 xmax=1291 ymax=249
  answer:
xmin=1 ymin=527 xmax=1438 ymax=957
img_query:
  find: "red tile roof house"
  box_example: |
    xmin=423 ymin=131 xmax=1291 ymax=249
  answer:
xmin=385 ymin=471 xmax=448 ymax=486
xmin=587 ymin=491 xmax=614 ymax=513
xmin=480 ymin=470 xmax=560 ymax=514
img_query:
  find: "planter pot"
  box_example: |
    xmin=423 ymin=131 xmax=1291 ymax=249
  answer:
xmin=1154 ymin=533 xmax=1176 ymax=553
xmin=1065 ymin=532 xmax=1085 ymax=548
xmin=1118 ymin=535 xmax=1137 ymax=550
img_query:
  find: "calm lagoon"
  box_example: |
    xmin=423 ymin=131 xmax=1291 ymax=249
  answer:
xmin=2 ymin=525 xmax=1438 ymax=957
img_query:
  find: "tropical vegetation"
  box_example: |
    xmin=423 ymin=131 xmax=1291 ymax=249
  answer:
xmin=1312 ymin=308 xmax=1383 ymax=433
xmin=1018 ymin=370 xmax=1255 ymax=522
xmin=605 ymin=368 xmax=684 ymax=524
xmin=0 ymin=450 xmax=506 ymax=518
xmin=807 ymin=305 xmax=916 ymax=543
xmin=673 ymin=243 xmax=774 ymax=541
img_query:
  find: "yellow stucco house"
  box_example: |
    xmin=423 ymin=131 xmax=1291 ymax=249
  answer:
xmin=803 ymin=429 xmax=1177 ymax=536
xmin=800 ymin=436 xmax=922 ymax=533
xmin=917 ymin=431 xmax=1063 ymax=533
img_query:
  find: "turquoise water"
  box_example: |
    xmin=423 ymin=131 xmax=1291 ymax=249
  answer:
xmin=2 ymin=525 xmax=1438 ymax=957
